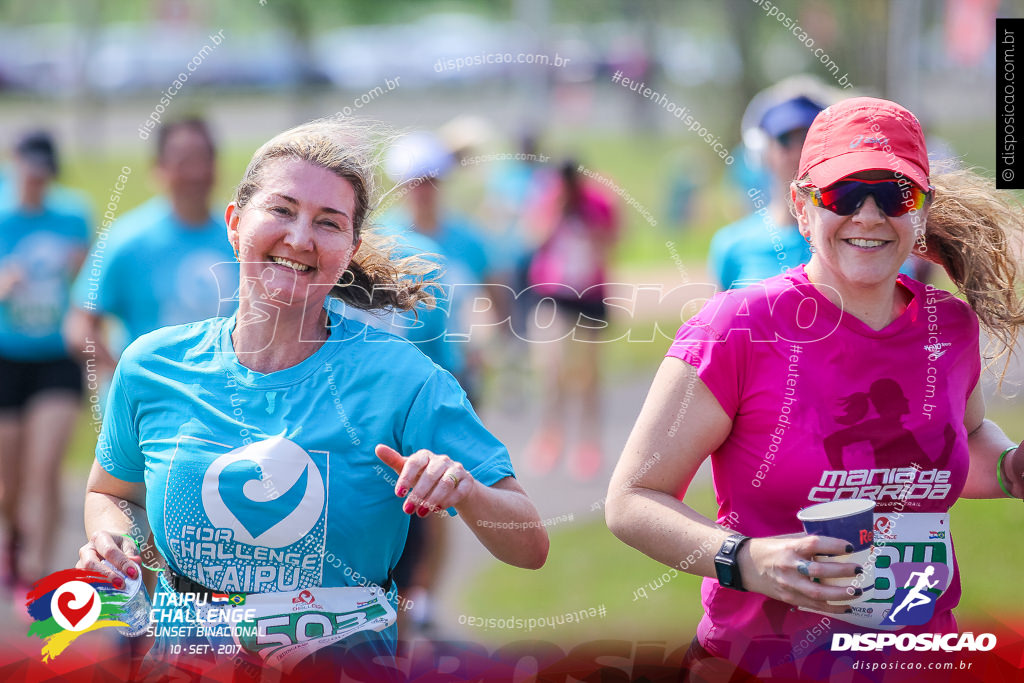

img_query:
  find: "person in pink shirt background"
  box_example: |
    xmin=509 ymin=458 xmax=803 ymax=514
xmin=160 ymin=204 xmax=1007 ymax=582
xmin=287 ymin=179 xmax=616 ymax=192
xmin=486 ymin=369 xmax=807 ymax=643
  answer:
xmin=524 ymin=160 xmax=620 ymax=481
xmin=605 ymin=97 xmax=1024 ymax=680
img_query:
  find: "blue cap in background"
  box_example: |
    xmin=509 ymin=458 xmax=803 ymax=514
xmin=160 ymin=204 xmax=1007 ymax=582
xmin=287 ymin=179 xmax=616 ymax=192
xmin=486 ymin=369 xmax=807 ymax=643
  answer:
xmin=759 ymin=95 xmax=825 ymax=139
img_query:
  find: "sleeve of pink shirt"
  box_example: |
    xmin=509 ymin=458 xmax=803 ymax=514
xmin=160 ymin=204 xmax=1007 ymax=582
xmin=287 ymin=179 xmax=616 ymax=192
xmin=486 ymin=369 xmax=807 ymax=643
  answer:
xmin=582 ymin=183 xmax=619 ymax=239
xmin=664 ymin=290 xmax=750 ymax=419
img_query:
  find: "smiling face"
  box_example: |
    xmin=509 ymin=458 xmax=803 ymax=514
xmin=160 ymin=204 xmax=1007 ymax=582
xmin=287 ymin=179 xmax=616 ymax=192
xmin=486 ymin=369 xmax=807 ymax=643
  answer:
xmin=226 ymin=157 xmax=361 ymax=309
xmin=793 ymin=170 xmax=927 ymax=292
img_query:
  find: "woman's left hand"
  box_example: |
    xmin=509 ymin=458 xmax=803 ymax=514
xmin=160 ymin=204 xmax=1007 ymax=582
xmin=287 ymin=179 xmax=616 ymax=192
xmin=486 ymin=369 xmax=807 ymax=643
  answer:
xmin=375 ymin=444 xmax=476 ymax=517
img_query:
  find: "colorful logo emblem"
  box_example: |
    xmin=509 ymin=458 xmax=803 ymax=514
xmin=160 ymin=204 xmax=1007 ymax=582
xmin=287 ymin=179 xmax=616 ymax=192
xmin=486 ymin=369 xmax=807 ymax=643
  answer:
xmin=292 ymin=589 xmax=315 ymax=605
xmin=25 ymin=569 xmax=131 ymax=661
xmin=874 ymin=516 xmax=896 ymax=539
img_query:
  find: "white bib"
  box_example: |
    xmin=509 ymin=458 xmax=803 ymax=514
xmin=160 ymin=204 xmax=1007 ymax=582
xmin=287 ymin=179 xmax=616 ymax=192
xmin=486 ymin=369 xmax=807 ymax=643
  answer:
xmin=196 ymin=584 xmax=396 ymax=671
xmin=806 ymin=512 xmax=953 ymax=630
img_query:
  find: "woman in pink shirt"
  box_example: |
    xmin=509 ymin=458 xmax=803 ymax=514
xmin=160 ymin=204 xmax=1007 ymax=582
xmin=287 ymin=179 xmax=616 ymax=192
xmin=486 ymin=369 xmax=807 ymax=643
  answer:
xmin=605 ymin=97 xmax=1024 ymax=680
xmin=524 ymin=161 xmax=619 ymax=481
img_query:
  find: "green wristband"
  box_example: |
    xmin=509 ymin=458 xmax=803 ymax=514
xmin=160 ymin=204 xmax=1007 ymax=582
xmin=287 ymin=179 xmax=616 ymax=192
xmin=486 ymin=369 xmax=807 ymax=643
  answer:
xmin=997 ymin=447 xmax=1017 ymax=498
xmin=121 ymin=533 xmax=164 ymax=573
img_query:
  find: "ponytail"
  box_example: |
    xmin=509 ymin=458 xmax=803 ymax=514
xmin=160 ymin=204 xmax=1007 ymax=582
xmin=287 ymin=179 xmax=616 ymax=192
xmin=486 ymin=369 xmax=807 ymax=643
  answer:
xmin=922 ymin=163 xmax=1024 ymax=383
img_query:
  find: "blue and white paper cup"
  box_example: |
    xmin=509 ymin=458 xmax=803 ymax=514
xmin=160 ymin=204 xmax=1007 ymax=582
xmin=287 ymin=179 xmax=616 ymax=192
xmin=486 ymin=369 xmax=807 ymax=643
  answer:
xmin=797 ymin=499 xmax=876 ymax=600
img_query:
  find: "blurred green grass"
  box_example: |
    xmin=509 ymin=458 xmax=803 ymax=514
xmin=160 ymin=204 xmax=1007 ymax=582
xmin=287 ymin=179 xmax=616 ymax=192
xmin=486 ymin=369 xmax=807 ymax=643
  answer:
xmin=460 ymin=485 xmax=719 ymax=646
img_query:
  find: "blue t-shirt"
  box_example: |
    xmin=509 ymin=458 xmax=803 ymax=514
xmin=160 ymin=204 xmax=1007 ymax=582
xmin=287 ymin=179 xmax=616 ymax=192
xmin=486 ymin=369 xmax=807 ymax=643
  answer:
xmin=378 ymin=209 xmax=491 ymax=283
xmin=102 ymin=196 xmax=171 ymax=248
xmin=0 ymin=206 xmax=89 ymax=360
xmin=72 ymin=204 xmax=238 ymax=342
xmin=485 ymin=161 xmax=544 ymax=273
xmin=708 ymin=213 xmax=811 ymax=291
xmin=96 ymin=312 xmax=515 ymax=658
xmin=334 ymin=229 xmax=464 ymax=376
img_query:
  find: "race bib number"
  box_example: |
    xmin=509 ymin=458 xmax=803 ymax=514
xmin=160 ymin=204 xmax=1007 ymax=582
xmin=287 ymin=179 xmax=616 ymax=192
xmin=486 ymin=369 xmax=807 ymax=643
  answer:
xmin=8 ymin=282 xmax=62 ymax=333
xmin=811 ymin=512 xmax=952 ymax=630
xmin=198 ymin=585 xmax=396 ymax=671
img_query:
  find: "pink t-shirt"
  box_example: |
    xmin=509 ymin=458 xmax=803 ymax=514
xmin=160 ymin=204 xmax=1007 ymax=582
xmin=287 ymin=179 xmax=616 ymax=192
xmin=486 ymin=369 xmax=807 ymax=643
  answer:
xmin=666 ymin=265 xmax=980 ymax=673
xmin=527 ymin=182 xmax=618 ymax=299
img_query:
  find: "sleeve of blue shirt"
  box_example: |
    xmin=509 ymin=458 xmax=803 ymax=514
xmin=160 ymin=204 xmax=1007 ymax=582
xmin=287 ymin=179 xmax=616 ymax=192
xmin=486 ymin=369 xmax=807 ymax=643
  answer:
xmin=708 ymin=227 xmax=735 ymax=291
xmin=447 ymin=218 xmax=492 ymax=281
xmin=70 ymin=255 xmax=93 ymax=311
xmin=50 ymin=185 xmax=95 ymax=228
xmin=70 ymin=212 xmax=90 ymax=246
xmin=72 ymin=233 xmax=129 ymax=316
xmin=399 ymin=368 xmax=514 ymax=504
xmin=464 ymin=232 xmax=491 ymax=282
xmin=96 ymin=357 xmax=146 ymax=483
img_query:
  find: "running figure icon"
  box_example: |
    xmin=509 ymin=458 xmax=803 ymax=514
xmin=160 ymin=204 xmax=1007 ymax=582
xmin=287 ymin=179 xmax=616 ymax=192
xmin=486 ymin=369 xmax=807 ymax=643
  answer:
xmin=887 ymin=565 xmax=939 ymax=623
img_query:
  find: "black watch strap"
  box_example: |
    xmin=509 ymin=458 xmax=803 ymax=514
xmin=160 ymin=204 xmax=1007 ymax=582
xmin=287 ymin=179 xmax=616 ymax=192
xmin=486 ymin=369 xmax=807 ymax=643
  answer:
xmin=714 ymin=533 xmax=751 ymax=591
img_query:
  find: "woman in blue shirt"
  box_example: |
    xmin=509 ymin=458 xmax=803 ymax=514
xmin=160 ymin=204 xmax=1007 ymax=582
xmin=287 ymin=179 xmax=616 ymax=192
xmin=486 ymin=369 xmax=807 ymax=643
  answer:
xmin=76 ymin=120 xmax=548 ymax=674
xmin=0 ymin=132 xmax=89 ymax=590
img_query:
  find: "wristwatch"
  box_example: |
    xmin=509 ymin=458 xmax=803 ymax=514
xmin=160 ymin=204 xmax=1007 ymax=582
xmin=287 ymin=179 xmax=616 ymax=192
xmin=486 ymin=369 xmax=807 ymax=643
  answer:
xmin=714 ymin=533 xmax=751 ymax=591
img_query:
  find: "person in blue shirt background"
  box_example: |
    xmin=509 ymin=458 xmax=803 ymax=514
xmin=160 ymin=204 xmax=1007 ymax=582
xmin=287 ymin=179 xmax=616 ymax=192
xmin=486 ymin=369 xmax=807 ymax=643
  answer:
xmin=0 ymin=131 xmax=89 ymax=591
xmin=76 ymin=119 xmax=548 ymax=675
xmin=376 ymin=133 xmax=508 ymax=638
xmin=333 ymin=228 xmax=462 ymax=399
xmin=332 ymin=224 xmax=473 ymax=640
xmin=708 ymin=93 xmax=824 ymax=290
xmin=710 ymin=83 xmax=920 ymax=292
xmin=0 ymin=155 xmax=93 ymax=222
xmin=481 ymin=132 xmax=552 ymax=407
xmin=63 ymin=117 xmax=238 ymax=376
xmin=380 ymin=131 xmax=495 ymax=404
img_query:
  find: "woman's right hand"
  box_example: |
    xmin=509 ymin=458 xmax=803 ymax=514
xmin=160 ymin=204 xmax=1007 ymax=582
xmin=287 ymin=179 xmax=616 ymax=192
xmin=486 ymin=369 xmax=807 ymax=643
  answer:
xmin=77 ymin=530 xmax=141 ymax=590
xmin=738 ymin=534 xmax=866 ymax=614
xmin=0 ymin=265 xmax=22 ymax=300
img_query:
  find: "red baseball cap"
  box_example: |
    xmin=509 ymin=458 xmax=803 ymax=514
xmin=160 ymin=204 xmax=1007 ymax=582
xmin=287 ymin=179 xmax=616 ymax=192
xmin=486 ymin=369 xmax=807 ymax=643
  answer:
xmin=798 ymin=97 xmax=929 ymax=190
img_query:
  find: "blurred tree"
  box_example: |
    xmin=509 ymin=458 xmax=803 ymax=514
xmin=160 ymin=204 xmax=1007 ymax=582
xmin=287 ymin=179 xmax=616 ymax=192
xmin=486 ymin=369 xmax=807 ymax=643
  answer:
xmin=723 ymin=0 xmax=762 ymax=120
xmin=618 ymin=0 xmax=660 ymax=133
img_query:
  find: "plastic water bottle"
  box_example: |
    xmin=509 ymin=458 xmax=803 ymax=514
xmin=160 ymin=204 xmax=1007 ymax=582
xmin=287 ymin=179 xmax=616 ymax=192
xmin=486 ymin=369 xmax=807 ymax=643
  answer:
xmin=101 ymin=560 xmax=152 ymax=637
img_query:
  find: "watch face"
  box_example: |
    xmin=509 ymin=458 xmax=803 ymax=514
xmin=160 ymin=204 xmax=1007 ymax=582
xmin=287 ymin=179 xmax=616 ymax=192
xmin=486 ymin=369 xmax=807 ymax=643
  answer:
xmin=716 ymin=561 xmax=736 ymax=586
